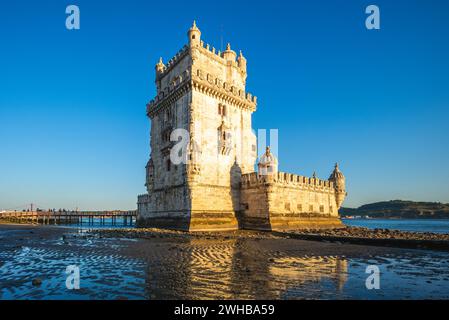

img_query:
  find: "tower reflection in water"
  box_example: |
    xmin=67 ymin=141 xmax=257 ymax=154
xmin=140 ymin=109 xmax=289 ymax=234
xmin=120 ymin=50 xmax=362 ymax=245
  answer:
xmin=143 ymin=237 xmax=348 ymax=299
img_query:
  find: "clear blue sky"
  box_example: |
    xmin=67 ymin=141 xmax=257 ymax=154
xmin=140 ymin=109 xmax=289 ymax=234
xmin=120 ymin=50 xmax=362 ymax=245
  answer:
xmin=1 ymin=0 xmax=448 ymax=210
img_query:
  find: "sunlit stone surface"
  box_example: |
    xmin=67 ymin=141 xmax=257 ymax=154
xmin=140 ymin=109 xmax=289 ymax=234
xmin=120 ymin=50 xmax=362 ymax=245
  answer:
xmin=137 ymin=22 xmax=346 ymax=231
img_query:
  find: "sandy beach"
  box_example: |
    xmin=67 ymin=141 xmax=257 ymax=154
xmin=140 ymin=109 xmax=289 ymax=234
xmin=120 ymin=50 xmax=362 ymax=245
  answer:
xmin=1 ymin=223 xmax=449 ymax=299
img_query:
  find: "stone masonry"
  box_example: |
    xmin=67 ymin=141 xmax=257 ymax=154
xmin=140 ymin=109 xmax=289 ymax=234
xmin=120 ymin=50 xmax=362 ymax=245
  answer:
xmin=137 ymin=22 xmax=347 ymax=231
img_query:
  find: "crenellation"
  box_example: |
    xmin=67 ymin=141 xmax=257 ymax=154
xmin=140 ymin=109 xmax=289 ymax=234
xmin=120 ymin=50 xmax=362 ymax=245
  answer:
xmin=240 ymin=171 xmax=338 ymax=194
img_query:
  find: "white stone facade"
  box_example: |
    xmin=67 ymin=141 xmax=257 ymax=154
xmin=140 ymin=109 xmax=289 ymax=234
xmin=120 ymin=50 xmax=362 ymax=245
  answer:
xmin=137 ymin=22 xmax=346 ymax=231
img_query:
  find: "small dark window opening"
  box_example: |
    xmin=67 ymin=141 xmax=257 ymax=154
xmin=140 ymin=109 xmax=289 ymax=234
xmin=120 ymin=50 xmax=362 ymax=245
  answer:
xmin=218 ymin=104 xmax=227 ymax=116
xmin=166 ymin=159 xmax=171 ymax=171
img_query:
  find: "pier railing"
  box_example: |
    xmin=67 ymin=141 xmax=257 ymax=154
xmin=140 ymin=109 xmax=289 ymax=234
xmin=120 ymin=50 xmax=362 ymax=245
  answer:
xmin=0 ymin=210 xmax=137 ymax=226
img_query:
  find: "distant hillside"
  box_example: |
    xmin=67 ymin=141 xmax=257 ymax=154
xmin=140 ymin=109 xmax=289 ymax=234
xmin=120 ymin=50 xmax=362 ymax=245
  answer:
xmin=340 ymin=200 xmax=449 ymax=219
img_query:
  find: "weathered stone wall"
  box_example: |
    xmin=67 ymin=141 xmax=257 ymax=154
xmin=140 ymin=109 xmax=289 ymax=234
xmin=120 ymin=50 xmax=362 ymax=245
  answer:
xmin=240 ymin=172 xmax=343 ymax=230
xmin=150 ymin=92 xmax=191 ymax=190
xmin=137 ymin=51 xmax=192 ymax=228
xmin=180 ymin=41 xmax=257 ymax=230
xmin=188 ymin=184 xmax=240 ymax=231
xmin=137 ymin=184 xmax=192 ymax=230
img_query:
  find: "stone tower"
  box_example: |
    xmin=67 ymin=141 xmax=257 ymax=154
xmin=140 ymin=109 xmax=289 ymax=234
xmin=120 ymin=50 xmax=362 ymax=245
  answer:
xmin=328 ymin=163 xmax=347 ymax=208
xmin=137 ymin=21 xmax=257 ymax=231
xmin=138 ymin=22 xmax=347 ymax=231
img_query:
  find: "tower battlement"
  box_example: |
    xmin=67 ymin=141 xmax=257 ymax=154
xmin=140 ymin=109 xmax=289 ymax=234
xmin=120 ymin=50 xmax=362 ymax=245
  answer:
xmin=241 ymin=172 xmax=335 ymax=190
xmin=150 ymin=21 xmax=255 ymax=118
xmin=155 ymin=45 xmax=190 ymax=78
xmin=156 ymin=40 xmax=247 ymax=80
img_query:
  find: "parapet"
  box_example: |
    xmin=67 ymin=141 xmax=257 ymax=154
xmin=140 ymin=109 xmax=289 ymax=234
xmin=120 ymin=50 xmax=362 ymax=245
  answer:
xmin=146 ymin=66 xmax=192 ymax=117
xmin=193 ymin=40 xmax=246 ymax=72
xmin=156 ymin=40 xmax=247 ymax=82
xmin=241 ymin=171 xmax=335 ymax=191
xmin=155 ymin=45 xmax=190 ymax=80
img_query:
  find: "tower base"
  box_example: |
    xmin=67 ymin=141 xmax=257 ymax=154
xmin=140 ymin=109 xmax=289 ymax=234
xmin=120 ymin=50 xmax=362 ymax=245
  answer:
xmin=136 ymin=211 xmax=239 ymax=232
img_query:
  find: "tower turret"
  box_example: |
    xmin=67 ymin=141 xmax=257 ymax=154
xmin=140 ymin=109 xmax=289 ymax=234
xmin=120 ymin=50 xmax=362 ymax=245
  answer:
xmin=222 ymin=43 xmax=237 ymax=62
xmin=187 ymin=20 xmax=201 ymax=46
xmin=328 ymin=163 xmax=347 ymax=208
xmin=258 ymin=146 xmax=278 ymax=176
xmin=155 ymin=57 xmax=165 ymax=73
xmin=155 ymin=57 xmax=165 ymax=91
xmin=237 ymin=50 xmax=247 ymax=73
xmin=145 ymin=158 xmax=154 ymax=193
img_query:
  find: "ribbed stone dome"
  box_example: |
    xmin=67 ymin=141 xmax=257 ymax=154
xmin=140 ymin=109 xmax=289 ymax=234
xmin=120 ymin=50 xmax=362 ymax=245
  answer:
xmin=258 ymin=146 xmax=278 ymax=166
xmin=329 ymin=163 xmax=344 ymax=180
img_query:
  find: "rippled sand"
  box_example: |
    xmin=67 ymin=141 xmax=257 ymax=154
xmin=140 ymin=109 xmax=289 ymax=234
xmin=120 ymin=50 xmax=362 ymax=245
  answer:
xmin=1 ymin=224 xmax=449 ymax=299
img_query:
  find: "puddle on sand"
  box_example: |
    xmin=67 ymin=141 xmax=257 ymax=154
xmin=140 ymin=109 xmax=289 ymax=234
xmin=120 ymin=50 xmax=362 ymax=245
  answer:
xmin=1 ymin=229 xmax=449 ymax=299
xmin=0 ymin=235 xmax=146 ymax=300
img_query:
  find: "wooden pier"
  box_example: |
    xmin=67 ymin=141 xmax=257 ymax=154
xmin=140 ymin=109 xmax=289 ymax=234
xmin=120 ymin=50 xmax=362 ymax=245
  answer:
xmin=0 ymin=210 xmax=137 ymax=226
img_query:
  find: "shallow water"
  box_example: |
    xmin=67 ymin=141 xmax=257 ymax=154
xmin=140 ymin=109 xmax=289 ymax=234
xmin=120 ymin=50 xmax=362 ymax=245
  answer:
xmin=343 ymin=218 xmax=449 ymax=234
xmin=0 ymin=232 xmax=146 ymax=299
xmin=54 ymin=217 xmax=134 ymax=230
xmin=1 ymin=226 xmax=449 ymax=300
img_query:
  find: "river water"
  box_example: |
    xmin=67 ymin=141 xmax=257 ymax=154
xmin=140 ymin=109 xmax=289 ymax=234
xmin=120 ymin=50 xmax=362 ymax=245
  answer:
xmin=343 ymin=218 xmax=449 ymax=234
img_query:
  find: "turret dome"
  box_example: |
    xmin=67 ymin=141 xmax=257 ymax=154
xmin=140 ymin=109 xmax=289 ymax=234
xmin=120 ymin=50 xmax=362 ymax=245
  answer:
xmin=328 ymin=163 xmax=346 ymax=208
xmin=258 ymin=146 xmax=278 ymax=176
xmin=329 ymin=163 xmax=344 ymax=180
xmin=259 ymin=146 xmax=277 ymax=165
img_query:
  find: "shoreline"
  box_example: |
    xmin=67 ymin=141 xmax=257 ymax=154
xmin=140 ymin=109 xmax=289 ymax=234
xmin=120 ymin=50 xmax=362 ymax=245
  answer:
xmin=94 ymin=226 xmax=449 ymax=252
xmin=2 ymin=222 xmax=448 ymax=252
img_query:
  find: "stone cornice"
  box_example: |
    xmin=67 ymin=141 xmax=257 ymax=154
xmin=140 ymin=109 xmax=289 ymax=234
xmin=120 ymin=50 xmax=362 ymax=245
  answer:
xmin=147 ymin=77 xmax=192 ymax=118
xmin=147 ymin=68 xmax=257 ymax=118
xmin=191 ymin=69 xmax=256 ymax=112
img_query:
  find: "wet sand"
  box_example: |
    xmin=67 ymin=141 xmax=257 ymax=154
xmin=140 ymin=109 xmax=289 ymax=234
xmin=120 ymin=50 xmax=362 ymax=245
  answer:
xmin=1 ymin=224 xmax=449 ymax=299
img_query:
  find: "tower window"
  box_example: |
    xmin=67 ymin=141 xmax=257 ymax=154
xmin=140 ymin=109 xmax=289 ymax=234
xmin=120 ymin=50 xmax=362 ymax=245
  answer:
xmin=218 ymin=104 xmax=227 ymax=116
xmin=192 ymin=35 xmax=196 ymax=40
xmin=320 ymin=205 xmax=324 ymax=213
